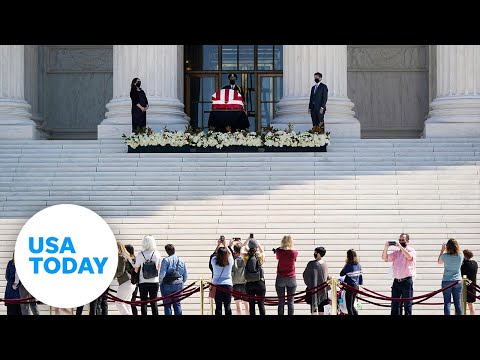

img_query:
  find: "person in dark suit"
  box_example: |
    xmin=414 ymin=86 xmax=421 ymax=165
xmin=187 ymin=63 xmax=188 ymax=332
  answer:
xmin=130 ymin=77 xmax=149 ymax=133
xmin=222 ymin=73 xmax=245 ymax=105
xmin=308 ymin=72 xmax=328 ymax=130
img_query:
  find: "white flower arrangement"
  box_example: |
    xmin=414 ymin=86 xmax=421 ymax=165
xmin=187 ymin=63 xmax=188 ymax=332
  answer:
xmin=123 ymin=126 xmax=330 ymax=149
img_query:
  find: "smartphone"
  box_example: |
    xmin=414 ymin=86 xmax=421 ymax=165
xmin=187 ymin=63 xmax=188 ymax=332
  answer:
xmin=388 ymin=241 xmax=396 ymax=246
xmin=250 ymin=233 xmax=254 ymax=238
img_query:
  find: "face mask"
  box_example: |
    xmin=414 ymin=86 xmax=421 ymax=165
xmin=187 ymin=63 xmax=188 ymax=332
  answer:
xmin=314 ymin=253 xmax=318 ymax=258
xmin=230 ymin=79 xmax=236 ymax=85
xmin=400 ymin=242 xmax=407 ymax=248
xmin=314 ymin=78 xmax=320 ymax=83
xmin=136 ymin=81 xmax=141 ymax=87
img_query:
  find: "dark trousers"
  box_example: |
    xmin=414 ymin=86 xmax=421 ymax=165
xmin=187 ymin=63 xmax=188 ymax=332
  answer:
xmin=76 ymin=295 xmax=108 ymax=315
xmin=6 ymin=304 xmax=22 ymax=315
xmin=214 ymin=284 xmax=233 ymax=316
xmin=131 ymin=285 xmax=139 ymax=315
xmin=311 ymin=109 xmax=325 ymax=127
xmin=391 ymin=277 xmax=413 ymax=315
xmin=139 ymin=282 xmax=159 ymax=315
xmin=345 ymin=285 xmax=359 ymax=315
xmin=246 ymin=281 xmax=266 ymax=315
xmin=275 ymin=276 xmax=297 ymax=316
xmin=132 ymin=108 xmax=146 ymax=132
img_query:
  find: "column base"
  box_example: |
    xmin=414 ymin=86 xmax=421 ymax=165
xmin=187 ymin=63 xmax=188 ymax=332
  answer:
xmin=272 ymin=96 xmax=361 ymax=137
xmin=424 ymin=95 xmax=480 ymax=137
xmin=0 ymin=124 xmax=40 ymax=139
xmin=423 ymin=120 xmax=480 ymax=137
xmin=99 ymin=97 xmax=189 ymax=139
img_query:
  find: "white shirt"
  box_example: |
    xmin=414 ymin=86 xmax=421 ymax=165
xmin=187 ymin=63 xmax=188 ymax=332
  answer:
xmin=134 ymin=249 xmax=161 ymax=284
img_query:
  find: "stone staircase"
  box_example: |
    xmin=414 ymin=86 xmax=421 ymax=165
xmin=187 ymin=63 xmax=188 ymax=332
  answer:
xmin=0 ymin=138 xmax=479 ymax=315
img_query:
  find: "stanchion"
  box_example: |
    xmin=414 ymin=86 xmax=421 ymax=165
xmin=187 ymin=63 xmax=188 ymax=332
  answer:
xmin=330 ymin=278 xmax=337 ymax=315
xmin=210 ymin=278 xmax=214 ymax=315
xmin=461 ymin=275 xmax=469 ymax=316
xmin=200 ymin=277 xmax=204 ymax=315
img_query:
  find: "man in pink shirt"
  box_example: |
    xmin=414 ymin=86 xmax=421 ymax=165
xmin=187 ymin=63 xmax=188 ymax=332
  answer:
xmin=381 ymin=233 xmax=416 ymax=315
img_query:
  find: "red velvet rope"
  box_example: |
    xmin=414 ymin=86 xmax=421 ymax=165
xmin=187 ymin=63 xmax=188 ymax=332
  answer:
xmin=339 ymin=280 xmax=461 ymax=302
xmin=105 ymin=281 xmax=200 ymax=305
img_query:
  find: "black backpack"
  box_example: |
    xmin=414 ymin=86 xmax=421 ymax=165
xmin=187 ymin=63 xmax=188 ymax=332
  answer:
xmin=244 ymin=254 xmax=262 ymax=282
xmin=141 ymin=251 xmax=158 ymax=279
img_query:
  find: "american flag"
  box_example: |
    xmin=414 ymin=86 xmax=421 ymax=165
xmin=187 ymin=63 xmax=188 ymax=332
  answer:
xmin=211 ymin=89 xmax=244 ymax=110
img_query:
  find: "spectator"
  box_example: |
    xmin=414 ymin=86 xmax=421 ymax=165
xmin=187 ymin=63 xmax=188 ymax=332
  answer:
xmin=303 ymin=246 xmax=329 ymax=315
xmin=274 ymin=235 xmax=298 ymax=316
xmin=461 ymin=249 xmax=478 ymax=315
xmin=125 ymin=244 xmax=139 ymax=315
xmin=134 ymin=235 xmax=161 ymax=316
xmin=244 ymin=238 xmax=266 ymax=316
xmin=381 ymin=233 xmax=416 ymax=315
xmin=210 ymin=239 xmax=234 ymax=315
xmin=438 ymin=239 xmax=463 ymax=315
xmin=231 ymin=240 xmax=249 ymax=315
xmin=340 ymin=249 xmax=363 ymax=315
xmin=159 ymin=244 xmax=188 ymax=316
xmin=115 ymin=241 xmax=136 ymax=315
xmin=4 ymin=252 xmax=21 ymax=315
xmin=13 ymin=271 xmax=39 ymax=315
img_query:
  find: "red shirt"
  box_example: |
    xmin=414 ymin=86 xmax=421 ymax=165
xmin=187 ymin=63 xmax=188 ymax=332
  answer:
xmin=276 ymin=249 xmax=298 ymax=278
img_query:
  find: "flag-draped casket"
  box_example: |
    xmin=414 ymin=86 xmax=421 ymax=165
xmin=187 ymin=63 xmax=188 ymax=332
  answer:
xmin=208 ymin=89 xmax=249 ymax=132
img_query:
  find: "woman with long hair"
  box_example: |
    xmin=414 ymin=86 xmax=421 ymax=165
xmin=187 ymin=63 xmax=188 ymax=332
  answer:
xmin=130 ymin=77 xmax=149 ymax=132
xmin=115 ymin=241 xmax=136 ymax=315
xmin=438 ymin=238 xmax=463 ymax=315
xmin=274 ymin=234 xmax=298 ymax=315
xmin=210 ymin=238 xmax=233 ymax=315
xmin=340 ymin=249 xmax=363 ymax=315
xmin=4 ymin=252 xmax=21 ymax=315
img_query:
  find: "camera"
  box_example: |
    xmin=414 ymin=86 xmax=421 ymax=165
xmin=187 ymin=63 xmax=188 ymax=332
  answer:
xmin=388 ymin=241 xmax=396 ymax=246
xmin=249 ymin=233 xmax=254 ymax=239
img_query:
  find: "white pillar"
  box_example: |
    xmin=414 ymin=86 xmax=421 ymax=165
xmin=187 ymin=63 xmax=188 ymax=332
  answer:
xmin=98 ymin=45 xmax=188 ymax=139
xmin=24 ymin=45 xmax=47 ymax=135
xmin=0 ymin=45 xmax=38 ymax=139
xmin=272 ymin=45 xmax=360 ymax=137
xmin=424 ymin=45 xmax=480 ymax=137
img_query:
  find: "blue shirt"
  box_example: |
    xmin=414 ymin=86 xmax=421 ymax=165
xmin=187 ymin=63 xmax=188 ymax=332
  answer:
xmin=211 ymin=255 xmax=233 ymax=286
xmin=442 ymin=253 xmax=463 ymax=281
xmin=340 ymin=263 xmax=363 ymax=286
xmin=159 ymin=255 xmax=188 ymax=284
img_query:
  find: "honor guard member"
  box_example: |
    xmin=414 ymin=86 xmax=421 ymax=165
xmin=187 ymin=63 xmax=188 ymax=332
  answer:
xmin=223 ymin=73 xmax=245 ymax=106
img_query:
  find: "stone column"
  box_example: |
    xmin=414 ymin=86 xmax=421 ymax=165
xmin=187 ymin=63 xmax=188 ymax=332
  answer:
xmin=272 ymin=45 xmax=360 ymax=137
xmin=424 ymin=45 xmax=480 ymax=137
xmin=0 ymin=45 xmax=38 ymax=139
xmin=24 ymin=45 xmax=47 ymax=135
xmin=98 ymin=45 xmax=188 ymax=139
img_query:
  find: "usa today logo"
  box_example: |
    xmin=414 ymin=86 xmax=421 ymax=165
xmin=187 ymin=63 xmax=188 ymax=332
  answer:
xmin=15 ymin=204 xmax=118 ymax=308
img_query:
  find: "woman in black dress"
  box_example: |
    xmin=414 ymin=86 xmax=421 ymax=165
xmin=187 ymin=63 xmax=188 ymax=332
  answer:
xmin=130 ymin=77 xmax=149 ymax=132
xmin=461 ymin=249 xmax=478 ymax=315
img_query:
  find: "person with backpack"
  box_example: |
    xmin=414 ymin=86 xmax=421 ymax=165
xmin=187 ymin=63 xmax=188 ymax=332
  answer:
xmin=115 ymin=241 xmax=137 ymax=315
xmin=159 ymin=244 xmax=188 ymax=315
xmin=134 ymin=235 xmax=161 ymax=315
xmin=243 ymin=238 xmax=266 ymax=315
xmin=210 ymin=239 xmax=234 ymax=315
xmin=340 ymin=249 xmax=363 ymax=315
xmin=274 ymin=235 xmax=298 ymax=316
xmin=231 ymin=241 xmax=249 ymax=315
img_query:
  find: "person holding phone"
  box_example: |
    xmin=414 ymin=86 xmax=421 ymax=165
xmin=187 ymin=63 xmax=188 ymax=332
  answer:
xmin=381 ymin=233 xmax=416 ymax=315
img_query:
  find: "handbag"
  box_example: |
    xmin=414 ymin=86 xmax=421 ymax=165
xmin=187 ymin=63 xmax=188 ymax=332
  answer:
xmin=209 ymin=266 xmax=225 ymax=299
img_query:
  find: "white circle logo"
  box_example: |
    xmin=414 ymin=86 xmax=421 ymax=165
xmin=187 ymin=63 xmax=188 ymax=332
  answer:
xmin=14 ymin=204 xmax=118 ymax=308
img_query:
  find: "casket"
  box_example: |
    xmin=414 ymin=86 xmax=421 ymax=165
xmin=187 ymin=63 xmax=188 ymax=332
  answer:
xmin=208 ymin=88 xmax=249 ymax=132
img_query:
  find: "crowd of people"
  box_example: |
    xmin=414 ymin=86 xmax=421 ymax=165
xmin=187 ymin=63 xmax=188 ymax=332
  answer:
xmin=3 ymin=233 xmax=478 ymax=315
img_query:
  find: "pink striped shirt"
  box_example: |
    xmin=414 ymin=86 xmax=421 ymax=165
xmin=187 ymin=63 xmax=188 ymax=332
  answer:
xmin=387 ymin=247 xmax=416 ymax=279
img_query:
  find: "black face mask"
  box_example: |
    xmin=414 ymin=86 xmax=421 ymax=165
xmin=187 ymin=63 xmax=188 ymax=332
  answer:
xmin=136 ymin=81 xmax=141 ymax=87
xmin=400 ymin=242 xmax=407 ymax=248
xmin=314 ymin=253 xmax=318 ymax=258
xmin=229 ymin=80 xmax=236 ymax=85
xmin=314 ymin=78 xmax=320 ymax=83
